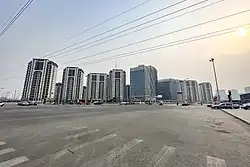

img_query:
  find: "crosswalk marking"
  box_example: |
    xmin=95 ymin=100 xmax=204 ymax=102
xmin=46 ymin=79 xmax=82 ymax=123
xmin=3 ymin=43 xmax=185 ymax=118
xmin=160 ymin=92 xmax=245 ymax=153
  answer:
xmin=89 ymin=138 xmax=143 ymax=167
xmin=53 ymin=133 xmax=117 ymax=161
xmin=0 ymin=156 xmax=29 ymax=167
xmin=0 ymin=142 xmax=6 ymax=146
xmin=0 ymin=148 xmax=15 ymax=156
xmin=65 ymin=129 xmax=99 ymax=140
xmin=207 ymin=156 xmax=227 ymax=167
xmin=151 ymin=146 xmax=176 ymax=167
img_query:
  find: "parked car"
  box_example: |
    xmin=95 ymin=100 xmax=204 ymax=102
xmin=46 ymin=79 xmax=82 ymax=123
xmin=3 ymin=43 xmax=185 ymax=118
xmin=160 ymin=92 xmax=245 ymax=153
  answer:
xmin=207 ymin=103 xmax=212 ymax=107
xmin=158 ymin=101 xmax=163 ymax=106
xmin=211 ymin=102 xmax=239 ymax=109
xmin=28 ymin=101 xmax=37 ymax=106
xmin=17 ymin=101 xmax=30 ymax=106
xmin=182 ymin=103 xmax=190 ymax=106
xmin=94 ymin=101 xmax=103 ymax=105
xmin=241 ymin=103 xmax=250 ymax=110
xmin=0 ymin=102 xmax=4 ymax=107
xmin=232 ymin=103 xmax=240 ymax=109
xmin=120 ymin=102 xmax=128 ymax=105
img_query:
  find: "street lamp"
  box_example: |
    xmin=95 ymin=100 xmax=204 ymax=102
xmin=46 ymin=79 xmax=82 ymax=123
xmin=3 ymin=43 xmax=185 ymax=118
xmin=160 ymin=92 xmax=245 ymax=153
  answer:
xmin=209 ymin=58 xmax=220 ymax=103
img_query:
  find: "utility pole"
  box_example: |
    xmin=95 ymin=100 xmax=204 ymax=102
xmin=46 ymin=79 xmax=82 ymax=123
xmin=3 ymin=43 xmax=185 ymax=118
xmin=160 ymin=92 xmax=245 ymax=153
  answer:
xmin=209 ymin=58 xmax=220 ymax=103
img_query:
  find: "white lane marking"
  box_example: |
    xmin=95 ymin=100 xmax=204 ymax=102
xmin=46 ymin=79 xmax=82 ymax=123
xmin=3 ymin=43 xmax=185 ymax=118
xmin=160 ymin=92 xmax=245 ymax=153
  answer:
xmin=65 ymin=129 xmax=100 ymax=140
xmin=53 ymin=133 xmax=117 ymax=160
xmin=92 ymin=138 xmax=143 ymax=167
xmin=0 ymin=148 xmax=16 ymax=156
xmin=0 ymin=142 xmax=6 ymax=146
xmin=0 ymin=156 xmax=29 ymax=167
xmin=56 ymin=125 xmax=87 ymax=130
xmin=151 ymin=146 xmax=176 ymax=167
xmin=71 ymin=126 xmax=87 ymax=130
xmin=207 ymin=156 xmax=227 ymax=167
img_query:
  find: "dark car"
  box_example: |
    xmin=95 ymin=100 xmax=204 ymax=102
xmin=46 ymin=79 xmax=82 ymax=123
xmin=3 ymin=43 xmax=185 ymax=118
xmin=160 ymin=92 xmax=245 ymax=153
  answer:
xmin=17 ymin=101 xmax=30 ymax=106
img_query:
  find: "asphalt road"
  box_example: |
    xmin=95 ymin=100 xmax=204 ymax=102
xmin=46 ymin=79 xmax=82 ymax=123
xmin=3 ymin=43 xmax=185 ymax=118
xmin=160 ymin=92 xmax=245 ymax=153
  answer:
xmin=0 ymin=104 xmax=249 ymax=167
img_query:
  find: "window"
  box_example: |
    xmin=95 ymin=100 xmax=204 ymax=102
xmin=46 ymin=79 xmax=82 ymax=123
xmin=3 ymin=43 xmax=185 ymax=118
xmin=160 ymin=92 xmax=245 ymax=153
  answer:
xmin=92 ymin=75 xmax=97 ymax=81
xmin=99 ymin=75 xmax=105 ymax=81
xmin=68 ymin=70 xmax=75 ymax=76
xmin=115 ymin=72 xmax=120 ymax=78
xmin=35 ymin=61 xmax=44 ymax=70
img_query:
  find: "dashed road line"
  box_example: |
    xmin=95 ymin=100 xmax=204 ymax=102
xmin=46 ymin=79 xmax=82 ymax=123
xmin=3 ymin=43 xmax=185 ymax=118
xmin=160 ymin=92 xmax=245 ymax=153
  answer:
xmin=52 ymin=133 xmax=117 ymax=161
xmin=207 ymin=156 xmax=227 ymax=167
xmin=0 ymin=156 xmax=29 ymax=167
xmin=65 ymin=129 xmax=99 ymax=140
xmin=88 ymin=138 xmax=143 ymax=167
xmin=0 ymin=148 xmax=15 ymax=156
xmin=151 ymin=146 xmax=176 ymax=167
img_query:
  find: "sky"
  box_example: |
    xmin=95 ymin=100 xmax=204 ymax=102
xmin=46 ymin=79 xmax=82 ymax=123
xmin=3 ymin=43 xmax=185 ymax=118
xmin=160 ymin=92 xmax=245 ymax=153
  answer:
xmin=0 ymin=0 xmax=250 ymax=98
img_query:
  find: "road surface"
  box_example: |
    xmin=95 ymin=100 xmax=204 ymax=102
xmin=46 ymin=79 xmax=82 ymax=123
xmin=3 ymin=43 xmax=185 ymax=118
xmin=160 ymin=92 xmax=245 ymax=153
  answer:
xmin=0 ymin=104 xmax=249 ymax=167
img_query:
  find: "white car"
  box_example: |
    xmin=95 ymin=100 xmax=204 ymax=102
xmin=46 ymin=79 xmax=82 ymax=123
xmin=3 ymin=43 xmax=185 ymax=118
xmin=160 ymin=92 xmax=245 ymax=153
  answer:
xmin=0 ymin=102 xmax=4 ymax=107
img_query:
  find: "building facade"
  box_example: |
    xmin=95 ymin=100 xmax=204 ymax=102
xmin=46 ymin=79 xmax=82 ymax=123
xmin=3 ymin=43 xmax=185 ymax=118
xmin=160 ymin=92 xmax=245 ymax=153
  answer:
xmin=82 ymin=86 xmax=87 ymax=101
xmin=130 ymin=65 xmax=158 ymax=101
xmin=244 ymin=86 xmax=250 ymax=93
xmin=21 ymin=58 xmax=58 ymax=102
xmin=217 ymin=89 xmax=227 ymax=101
xmin=54 ymin=83 xmax=62 ymax=103
xmin=231 ymin=89 xmax=240 ymax=100
xmin=183 ymin=80 xmax=200 ymax=103
xmin=124 ymin=85 xmax=131 ymax=101
xmin=240 ymin=93 xmax=250 ymax=103
xmin=86 ymin=73 xmax=108 ymax=101
xmin=157 ymin=79 xmax=184 ymax=101
xmin=198 ymin=82 xmax=213 ymax=103
xmin=61 ymin=67 xmax=84 ymax=102
xmin=107 ymin=69 xmax=126 ymax=102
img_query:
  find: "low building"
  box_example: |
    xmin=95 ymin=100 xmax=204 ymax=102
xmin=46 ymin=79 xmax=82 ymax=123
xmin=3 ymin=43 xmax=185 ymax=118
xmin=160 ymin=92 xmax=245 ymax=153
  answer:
xmin=240 ymin=93 xmax=250 ymax=103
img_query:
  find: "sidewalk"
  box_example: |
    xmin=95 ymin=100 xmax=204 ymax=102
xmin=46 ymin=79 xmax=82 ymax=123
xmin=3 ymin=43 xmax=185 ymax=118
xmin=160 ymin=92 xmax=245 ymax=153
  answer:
xmin=222 ymin=109 xmax=250 ymax=125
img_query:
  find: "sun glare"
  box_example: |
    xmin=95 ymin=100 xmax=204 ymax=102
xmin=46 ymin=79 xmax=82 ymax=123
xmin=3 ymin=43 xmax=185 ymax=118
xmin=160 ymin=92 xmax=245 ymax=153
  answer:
xmin=236 ymin=28 xmax=248 ymax=37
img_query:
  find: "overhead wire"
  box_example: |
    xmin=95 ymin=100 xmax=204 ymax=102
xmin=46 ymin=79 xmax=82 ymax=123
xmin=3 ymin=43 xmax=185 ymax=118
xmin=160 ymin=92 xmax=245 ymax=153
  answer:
xmin=61 ymin=9 xmax=250 ymax=65
xmin=0 ymin=0 xmax=34 ymax=39
xmin=70 ymin=23 xmax=250 ymax=67
xmin=48 ymin=0 xmax=214 ymax=59
xmin=67 ymin=0 xmax=153 ymax=40
xmin=50 ymin=0 xmax=224 ymax=59
xmin=44 ymin=0 xmax=188 ymax=57
xmin=4 ymin=23 xmax=250 ymax=80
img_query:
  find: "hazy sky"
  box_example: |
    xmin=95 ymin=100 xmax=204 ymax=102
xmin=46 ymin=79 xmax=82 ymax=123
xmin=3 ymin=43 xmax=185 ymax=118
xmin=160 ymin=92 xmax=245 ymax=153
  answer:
xmin=0 ymin=0 xmax=250 ymax=98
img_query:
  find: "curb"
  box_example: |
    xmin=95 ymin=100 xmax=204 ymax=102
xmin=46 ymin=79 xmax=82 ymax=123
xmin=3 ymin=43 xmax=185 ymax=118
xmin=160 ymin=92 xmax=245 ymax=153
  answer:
xmin=221 ymin=109 xmax=250 ymax=126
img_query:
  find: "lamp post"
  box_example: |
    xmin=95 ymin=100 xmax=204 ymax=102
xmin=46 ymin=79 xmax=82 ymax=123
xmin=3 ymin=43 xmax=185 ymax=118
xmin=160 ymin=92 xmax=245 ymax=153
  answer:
xmin=209 ymin=58 xmax=220 ymax=103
